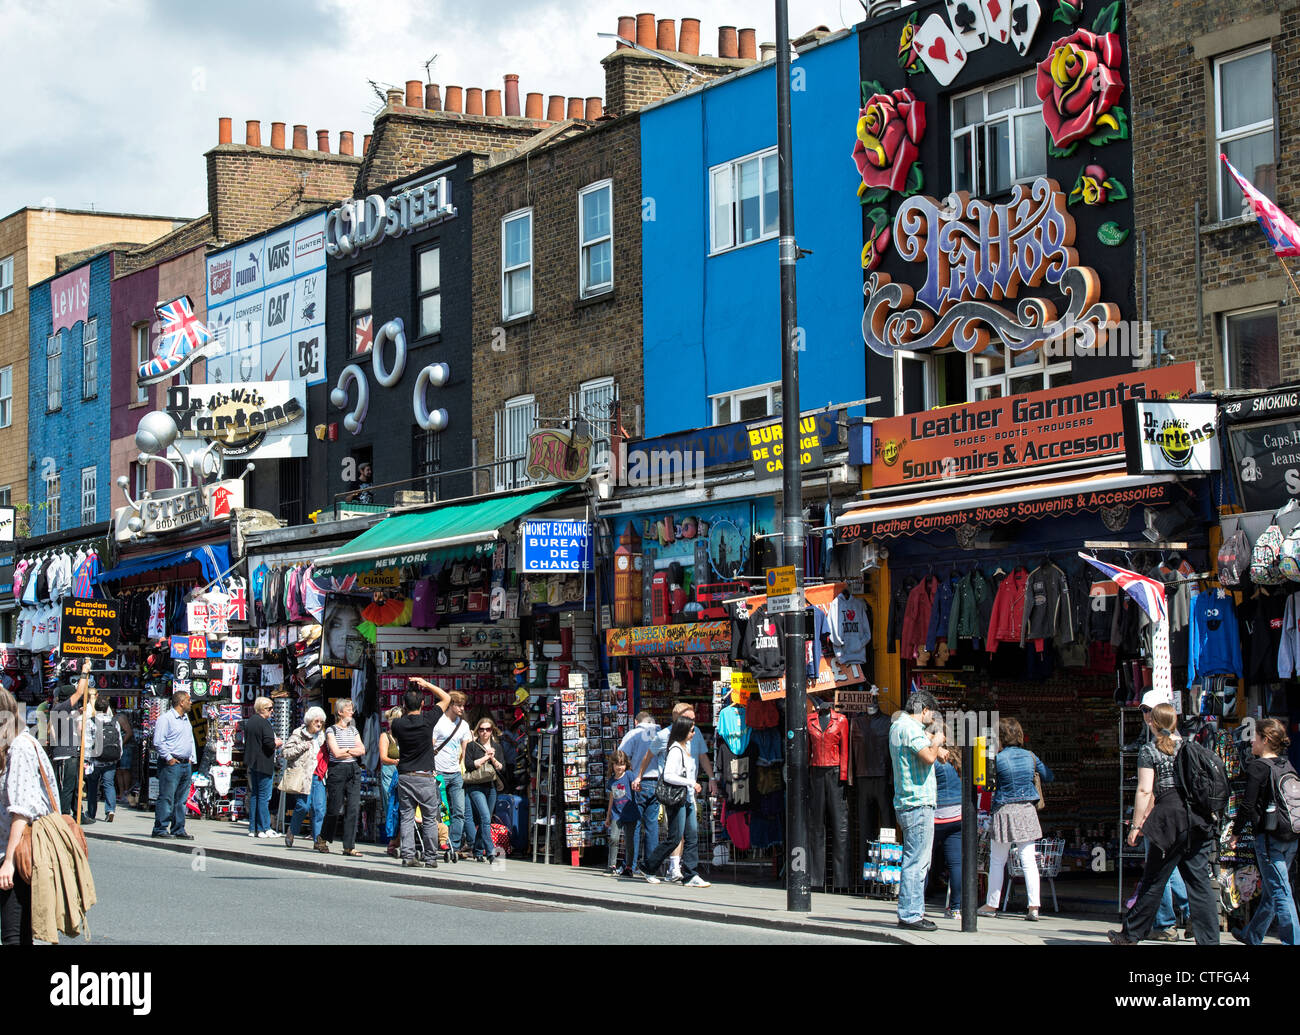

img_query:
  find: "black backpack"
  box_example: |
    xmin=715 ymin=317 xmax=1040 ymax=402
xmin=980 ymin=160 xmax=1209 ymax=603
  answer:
xmin=1174 ymin=739 xmax=1230 ymax=823
xmin=1264 ymin=759 xmax=1300 ymax=840
xmin=97 ymin=716 xmax=122 ymax=765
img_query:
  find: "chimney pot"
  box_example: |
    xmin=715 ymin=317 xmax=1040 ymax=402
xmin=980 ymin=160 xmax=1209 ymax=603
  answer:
xmin=617 ymin=15 xmax=636 ymax=46
xmin=339 ymin=130 xmax=355 ymax=156
xmin=245 ymin=120 xmax=261 ymax=146
xmin=657 ymin=18 xmax=676 ymax=51
xmin=738 ymin=28 xmax=757 ymax=59
xmin=363 ymin=133 xmax=372 ymax=155
xmin=760 ymin=41 xmax=777 ymax=61
xmin=567 ymin=97 xmax=584 ymax=120
xmin=466 ymin=87 xmax=484 ymax=115
xmin=270 ymin=122 xmax=286 ymax=149
xmin=485 ymin=89 xmax=503 ymax=117
xmin=316 ymin=129 xmax=330 ymax=152
xmin=386 ymin=87 xmax=404 ymax=107
xmin=585 ymin=96 xmax=603 ymax=120
xmin=293 ymin=124 xmax=308 ymax=150
xmin=525 ymin=92 xmax=544 ymax=119
xmin=635 ymin=12 xmax=656 ymax=47
xmin=547 ymin=94 xmax=565 ymax=121
xmin=679 ymin=17 xmax=701 ymax=55
xmin=445 ymin=86 xmax=463 ymax=113
xmin=504 ymin=74 xmax=521 ymax=116
xmin=425 ymin=83 xmax=442 ymax=110
xmin=218 ymin=116 xmax=233 ymax=144
xmin=718 ymin=26 xmax=738 ymax=58
xmin=405 ymin=80 xmax=422 ymax=108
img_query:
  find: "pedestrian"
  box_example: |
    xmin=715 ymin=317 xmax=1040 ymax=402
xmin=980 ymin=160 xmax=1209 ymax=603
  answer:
xmin=48 ymin=661 xmax=91 ymax=820
xmin=465 ymin=716 xmax=505 ymax=862
xmin=605 ymin=750 xmax=638 ymax=876
xmin=429 ymin=686 xmax=472 ymax=863
xmin=889 ymin=689 xmax=945 ymax=932
xmin=378 ymin=706 xmax=403 ymax=858
xmin=321 ymin=698 xmax=366 ymax=857
xmin=151 ymin=689 xmax=196 ymax=840
xmin=0 ymin=686 xmax=59 ymax=945
xmin=636 ymin=702 xmax=715 ymax=880
xmin=931 ymin=745 xmax=963 ymax=921
xmin=392 ymin=679 xmax=449 ymax=868
xmin=1108 ymin=702 xmax=1220 ymax=945
xmin=1128 ymin=690 xmax=1189 ymax=941
xmin=640 ymin=716 xmax=710 ymax=888
xmin=84 ymin=698 xmax=120 ymax=822
xmin=621 ymin=711 xmax=661 ymax=875
xmin=1228 ymin=716 xmax=1298 ymax=945
xmin=280 ymin=707 xmax=326 ymax=849
xmin=113 ymin=707 xmax=135 ymax=805
xmin=245 ymin=697 xmax=282 ymax=838
xmin=980 ymin=717 xmax=1053 ymax=920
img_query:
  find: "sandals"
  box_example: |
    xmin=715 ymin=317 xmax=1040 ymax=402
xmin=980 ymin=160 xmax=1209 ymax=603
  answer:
xmin=343 ymin=849 xmax=364 ymax=857
xmin=976 ymin=905 xmax=999 ymax=918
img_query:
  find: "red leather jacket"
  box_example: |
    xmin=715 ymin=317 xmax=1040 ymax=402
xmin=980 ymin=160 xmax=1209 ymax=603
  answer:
xmin=807 ymin=709 xmax=850 ymax=781
xmin=987 ymin=568 xmax=1028 ymax=652
xmin=899 ymin=576 xmax=938 ymax=661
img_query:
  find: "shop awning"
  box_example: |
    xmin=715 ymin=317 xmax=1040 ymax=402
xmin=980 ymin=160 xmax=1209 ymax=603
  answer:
xmin=835 ymin=471 xmax=1179 ymax=540
xmin=94 ymin=543 xmax=231 ymax=585
xmin=316 ymin=487 xmax=573 ymax=576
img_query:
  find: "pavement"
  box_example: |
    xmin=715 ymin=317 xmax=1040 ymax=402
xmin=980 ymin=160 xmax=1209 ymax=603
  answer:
xmin=79 ymin=807 xmax=1148 ymax=945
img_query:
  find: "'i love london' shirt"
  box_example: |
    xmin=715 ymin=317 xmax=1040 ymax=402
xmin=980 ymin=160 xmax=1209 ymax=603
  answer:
xmin=744 ymin=605 xmax=786 ymax=678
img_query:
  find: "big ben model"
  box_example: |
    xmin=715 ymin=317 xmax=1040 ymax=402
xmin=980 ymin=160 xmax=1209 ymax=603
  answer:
xmin=613 ymin=521 xmax=643 ymax=626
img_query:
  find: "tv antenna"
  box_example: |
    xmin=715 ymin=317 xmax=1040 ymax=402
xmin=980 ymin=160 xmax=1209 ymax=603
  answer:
xmin=423 ymin=54 xmax=438 ymax=83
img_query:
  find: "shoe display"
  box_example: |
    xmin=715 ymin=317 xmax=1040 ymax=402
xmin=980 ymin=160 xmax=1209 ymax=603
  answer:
xmin=138 ymin=295 xmax=217 ymax=385
xmin=898 ymin=918 xmax=938 ymax=932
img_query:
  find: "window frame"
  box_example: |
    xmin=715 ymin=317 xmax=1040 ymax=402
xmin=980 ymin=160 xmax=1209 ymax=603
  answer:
xmin=415 ymin=243 xmax=442 ymax=339
xmin=710 ymin=381 xmax=782 ymax=426
xmin=81 ymin=317 xmax=98 ymax=400
xmin=1221 ymin=303 xmax=1280 ymax=390
xmin=494 ymin=393 xmax=537 ymax=491
xmin=501 ymin=209 xmax=534 ymax=321
xmin=0 ymin=486 xmax=10 ymax=508
xmin=950 ymin=73 xmax=1046 ymax=198
xmin=44 ymin=471 xmax=60 ymax=534
xmin=708 ymin=147 xmax=780 ymax=255
xmin=576 ymin=376 xmax=618 ymax=459
xmin=411 ymin=425 xmax=442 ymax=502
xmin=1213 ymin=44 xmax=1275 ymax=218
xmin=968 ymin=346 xmax=1072 ymax=402
xmin=350 ymin=265 xmax=374 ymax=356
xmin=578 ymin=180 xmax=614 ymax=298
xmin=0 ymin=255 xmax=12 ymax=315
xmin=46 ymin=332 xmax=62 ymax=412
xmin=79 ymin=465 xmax=97 ymax=526
xmin=134 ymin=323 xmax=151 ymax=404
xmin=0 ymin=365 xmax=11 ymax=429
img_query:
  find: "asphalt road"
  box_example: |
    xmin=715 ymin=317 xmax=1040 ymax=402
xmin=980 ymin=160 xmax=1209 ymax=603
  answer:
xmin=64 ymin=841 xmax=861 ymax=945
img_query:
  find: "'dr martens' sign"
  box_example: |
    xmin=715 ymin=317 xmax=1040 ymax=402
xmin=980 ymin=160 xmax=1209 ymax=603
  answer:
xmin=871 ymin=364 xmax=1198 ymax=488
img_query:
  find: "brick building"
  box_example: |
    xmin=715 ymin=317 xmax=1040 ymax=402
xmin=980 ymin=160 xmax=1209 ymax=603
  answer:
xmin=1129 ymin=0 xmax=1300 ymax=389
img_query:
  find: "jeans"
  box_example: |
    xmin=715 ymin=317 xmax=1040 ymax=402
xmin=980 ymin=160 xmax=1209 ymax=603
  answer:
xmin=634 ymin=782 xmax=659 ymax=866
xmin=0 ymin=878 xmax=32 ymax=947
xmin=397 ymin=773 xmax=441 ymax=861
xmin=641 ymin=799 xmax=699 ymax=881
xmin=987 ymin=840 xmax=1039 ymax=909
xmin=1148 ymin=838 xmax=1190 ymax=929
xmin=1122 ymin=827 xmax=1220 ymax=944
xmin=442 ymin=771 xmax=466 ymax=849
xmin=810 ymin=767 xmax=849 ymax=888
xmin=856 ymin=775 xmax=894 ymax=849
xmin=382 ymin=765 xmax=400 ymax=839
xmin=932 ymin=820 xmax=963 ymax=911
xmin=607 ymin=821 xmax=632 ymax=869
xmin=85 ymin=761 xmax=117 ymax=819
xmin=896 ymin=805 xmax=935 ymax=923
xmin=323 ymin=764 xmax=361 ymax=851
xmin=289 ymin=776 xmax=326 ymax=840
xmin=248 ymin=770 xmax=273 ymax=834
xmin=468 ymin=785 xmax=499 ymax=858
xmin=152 ymin=761 xmax=192 ymax=836
xmin=1243 ymin=833 xmax=1299 ymax=945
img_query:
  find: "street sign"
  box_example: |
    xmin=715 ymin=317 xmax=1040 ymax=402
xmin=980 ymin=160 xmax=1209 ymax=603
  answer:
xmin=728 ymin=670 xmax=757 ymax=702
xmin=765 ymin=565 xmax=802 ymax=614
xmin=59 ymin=600 xmax=119 ymax=658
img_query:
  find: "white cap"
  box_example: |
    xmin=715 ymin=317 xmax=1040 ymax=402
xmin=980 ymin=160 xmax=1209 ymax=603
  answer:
xmin=1141 ymin=689 xmax=1171 ymax=710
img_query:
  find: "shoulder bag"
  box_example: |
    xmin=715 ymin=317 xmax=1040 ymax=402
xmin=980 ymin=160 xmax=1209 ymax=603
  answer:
xmin=12 ymin=735 xmax=89 ymax=883
xmin=463 ymin=742 xmax=498 ymax=785
xmin=1031 ymin=752 xmax=1046 ymax=811
xmin=655 ymin=745 xmax=688 ymax=808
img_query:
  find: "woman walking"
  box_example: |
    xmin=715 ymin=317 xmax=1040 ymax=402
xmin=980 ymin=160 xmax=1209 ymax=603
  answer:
xmin=932 ymin=746 xmax=963 ymax=920
xmin=640 ymin=717 xmax=710 ymax=888
xmin=281 ymin=707 xmax=327 ymax=848
xmin=1228 ymin=717 xmax=1298 ymax=945
xmin=981 ymin=717 xmax=1053 ymax=920
xmin=322 ymin=698 xmax=365 ymax=857
xmin=378 ymin=707 xmax=403 ymax=857
xmin=0 ymin=687 xmax=59 ymax=945
xmin=464 ymin=717 xmax=504 ymax=861
xmin=245 ymin=697 xmax=281 ymax=838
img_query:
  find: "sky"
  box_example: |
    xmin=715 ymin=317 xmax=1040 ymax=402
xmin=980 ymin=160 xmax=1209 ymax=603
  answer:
xmin=0 ymin=0 xmax=862 ymax=220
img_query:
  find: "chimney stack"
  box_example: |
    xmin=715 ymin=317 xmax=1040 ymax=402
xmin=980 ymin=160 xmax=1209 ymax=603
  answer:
xmin=547 ymin=95 xmax=565 ymax=121
xmin=339 ymin=131 xmax=355 ymax=155
xmin=525 ymin=92 xmax=544 ymax=119
xmin=718 ymin=26 xmax=738 ymax=58
xmin=635 ymin=12 xmax=655 ymax=47
xmin=466 ymin=87 xmax=484 ymax=115
xmin=738 ymin=28 xmax=757 ymax=59
xmin=405 ymin=80 xmax=422 ymax=108
xmin=486 ymin=89 xmax=503 ymax=116
xmin=504 ymin=74 xmax=521 ymax=116
xmin=585 ymin=97 xmax=603 ymax=120
xmin=270 ymin=122 xmax=286 ymax=149
xmin=445 ymin=86 xmax=463 ymax=113
xmin=567 ymin=97 xmax=584 ymax=119
xmin=316 ymin=130 xmax=330 ymax=152
xmin=657 ymin=18 xmax=676 ymax=51
xmin=218 ymin=117 xmax=232 ymax=144
xmin=425 ymin=83 xmax=442 ymax=110
xmin=679 ymin=18 xmax=700 ymax=54
xmin=363 ymin=134 xmax=372 ymax=154
xmin=245 ymin=120 xmax=261 ymax=146
xmin=293 ymin=124 xmax=308 ymax=150
xmin=617 ymin=15 xmax=636 ymax=46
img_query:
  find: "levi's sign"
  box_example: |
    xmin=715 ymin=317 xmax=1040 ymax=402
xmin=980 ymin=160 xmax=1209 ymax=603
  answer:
xmin=325 ymin=177 xmax=456 ymax=258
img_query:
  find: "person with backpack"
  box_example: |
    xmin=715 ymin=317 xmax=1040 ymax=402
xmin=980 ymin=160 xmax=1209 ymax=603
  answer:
xmin=84 ymin=698 xmax=120 ymax=822
xmin=1228 ymin=717 xmax=1298 ymax=945
xmin=1108 ymin=702 xmax=1221 ymax=945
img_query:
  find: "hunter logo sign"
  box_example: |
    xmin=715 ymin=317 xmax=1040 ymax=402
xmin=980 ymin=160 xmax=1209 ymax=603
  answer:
xmin=166 ymin=381 xmax=306 ymax=458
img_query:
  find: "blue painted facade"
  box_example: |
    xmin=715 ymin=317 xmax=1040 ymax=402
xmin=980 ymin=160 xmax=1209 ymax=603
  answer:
xmin=27 ymin=252 xmax=114 ymax=535
xmin=639 ymin=28 xmax=865 ymax=436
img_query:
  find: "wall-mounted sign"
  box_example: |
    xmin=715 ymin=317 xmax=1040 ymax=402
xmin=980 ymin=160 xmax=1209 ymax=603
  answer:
xmin=870 ymin=364 xmax=1198 ymax=488
xmin=519 ymin=520 xmax=593 ymax=572
xmin=325 ymin=176 xmax=456 ymax=258
xmin=59 ymin=599 xmax=119 ymax=658
xmin=748 ymin=416 xmax=824 ymax=478
xmin=622 ymin=412 xmax=839 ymax=482
xmin=1123 ymin=400 xmax=1220 ymax=475
xmin=0 ymin=507 xmax=13 ymax=543
xmin=166 ymin=382 xmax=306 ymax=458
xmin=112 ymin=480 xmax=244 ymax=542
xmin=50 ymin=266 xmax=90 ymax=334
xmin=605 ymin=621 xmax=730 ymax=658
xmin=525 ymin=428 xmax=592 ymax=482
xmin=205 ymin=211 xmax=327 ymax=386
xmin=1220 ymin=388 xmax=1300 ymax=512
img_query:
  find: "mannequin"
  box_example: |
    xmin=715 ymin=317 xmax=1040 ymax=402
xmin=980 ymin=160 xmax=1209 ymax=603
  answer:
xmin=851 ymin=686 xmax=894 ymax=849
xmin=807 ymin=695 xmax=850 ymax=889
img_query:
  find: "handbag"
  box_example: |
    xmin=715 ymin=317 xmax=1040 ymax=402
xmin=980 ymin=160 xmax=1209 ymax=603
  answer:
xmin=1032 ymin=754 xmax=1046 ymax=811
xmin=13 ymin=735 xmax=89 ymax=883
xmin=655 ymin=745 xmax=689 ymax=808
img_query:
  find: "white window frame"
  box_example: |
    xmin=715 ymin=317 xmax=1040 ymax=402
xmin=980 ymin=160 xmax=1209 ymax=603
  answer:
xmin=578 ymin=180 xmax=614 ymax=297
xmin=129 ymin=460 xmax=147 ymax=500
xmin=1221 ymin=304 xmax=1280 ymax=390
xmin=574 ymin=377 xmax=618 ymax=460
xmin=709 ymin=147 xmax=779 ymax=254
xmin=134 ymin=323 xmax=150 ymax=404
xmin=710 ymin=381 xmax=782 ymax=426
xmin=82 ymin=317 xmax=98 ymax=400
xmin=1214 ymin=44 xmax=1274 ymax=218
xmin=0 ymin=365 xmax=11 ymax=429
xmin=46 ymin=332 xmax=61 ymax=412
xmin=416 ymin=244 xmax=442 ymax=338
xmin=0 ymin=256 xmax=12 ymax=315
xmin=0 ymin=487 xmax=10 ymax=508
xmin=950 ymin=72 xmax=1046 ymax=198
xmin=501 ymin=209 xmax=533 ymax=321
xmin=493 ymin=394 xmax=537 ymax=491
xmin=45 ymin=472 xmax=60 ymax=534
xmin=968 ymin=346 xmax=1072 ymax=402
xmin=80 ymin=465 xmax=96 ymax=526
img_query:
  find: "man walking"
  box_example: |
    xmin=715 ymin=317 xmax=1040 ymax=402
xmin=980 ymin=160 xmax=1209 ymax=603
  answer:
xmin=889 ymin=689 xmax=945 ymax=932
xmin=428 ymin=686 xmax=472 ymax=861
xmin=622 ymin=711 xmax=661 ymax=875
xmin=49 ymin=660 xmax=93 ymax=821
xmin=152 ymin=689 xmax=197 ymax=840
xmin=637 ymin=702 xmax=716 ymax=881
xmin=393 ymin=681 xmax=449 ymax=868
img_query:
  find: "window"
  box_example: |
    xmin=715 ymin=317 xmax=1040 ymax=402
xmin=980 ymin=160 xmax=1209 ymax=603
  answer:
xmin=134 ymin=324 xmax=150 ymax=403
xmin=710 ymin=148 xmax=779 ymax=253
xmin=494 ymin=394 xmax=536 ymax=490
xmin=579 ymin=181 xmax=613 ymax=296
xmin=412 ymin=426 xmax=441 ymax=502
xmin=502 ymin=210 xmax=533 ymax=320
xmin=351 ymin=267 xmax=373 ymax=354
xmin=969 ymin=345 xmax=1071 ymax=401
xmin=46 ymin=333 xmax=61 ymax=412
xmin=576 ymin=377 xmax=618 ymax=459
xmin=278 ymin=458 xmax=305 ymax=526
xmin=81 ymin=317 xmax=98 ymax=400
xmin=1223 ymin=306 xmax=1279 ymax=389
xmin=129 ymin=460 xmax=147 ymax=500
xmin=0 ymin=366 xmax=10 ymax=428
xmin=1215 ymin=45 xmax=1274 ymax=217
xmin=0 ymin=256 xmax=12 ymax=315
xmin=80 ymin=466 xmax=96 ymax=526
xmin=0 ymin=487 xmax=9 ymax=508
xmin=951 ymin=74 xmax=1046 ymax=197
xmin=44 ymin=472 xmax=60 ymax=534
xmin=416 ymin=246 xmax=441 ymax=337
xmin=710 ymin=382 xmax=781 ymax=425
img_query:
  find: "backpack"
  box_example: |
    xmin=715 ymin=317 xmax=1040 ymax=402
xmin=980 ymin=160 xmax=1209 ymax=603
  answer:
xmin=1217 ymin=529 xmax=1250 ymax=587
xmin=1263 ymin=759 xmax=1300 ymax=839
xmin=1174 ymin=739 xmax=1231 ymax=823
xmin=1250 ymin=524 xmax=1286 ymax=585
xmin=1281 ymin=527 xmax=1300 ymax=582
xmin=97 ymin=716 xmax=122 ymax=765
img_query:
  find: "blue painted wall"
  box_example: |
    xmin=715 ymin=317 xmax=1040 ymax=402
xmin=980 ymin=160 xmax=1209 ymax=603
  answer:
xmin=27 ymin=252 xmax=113 ymax=534
xmin=640 ymin=28 xmax=865 ymax=436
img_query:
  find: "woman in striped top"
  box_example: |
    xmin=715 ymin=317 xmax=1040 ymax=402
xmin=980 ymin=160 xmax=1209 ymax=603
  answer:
xmin=322 ymin=699 xmax=365 ymax=857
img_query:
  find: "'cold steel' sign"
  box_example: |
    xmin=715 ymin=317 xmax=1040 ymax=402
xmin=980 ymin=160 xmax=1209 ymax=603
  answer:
xmin=325 ymin=176 xmax=456 ymax=258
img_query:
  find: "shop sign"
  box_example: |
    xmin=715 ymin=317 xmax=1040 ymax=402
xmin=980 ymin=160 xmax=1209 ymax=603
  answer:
xmin=754 ymin=657 xmax=867 ymax=701
xmin=166 ymin=381 xmax=306 ymax=458
xmin=50 ymin=266 xmax=90 ymax=334
xmin=324 ymin=176 xmax=456 ymax=259
xmin=622 ymin=413 xmax=839 ymax=479
xmin=834 ymin=689 xmax=874 ymax=712
xmin=623 ymin=497 xmax=776 ymax=582
xmin=605 ymin=621 xmax=730 ymax=658
xmin=357 ymin=569 xmax=403 ymax=589
xmin=0 ymin=507 xmax=13 ymax=543
xmin=59 ymin=599 xmax=119 ymax=658
xmin=1219 ymin=387 xmax=1300 ymax=512
xmin=870 ymin=364 xmax=1198 ymax=488
xmin=728 ymin=670 xmax=757 ymax=702
xmin=525 ymin=428 xmax=592 ymax=483
xmin=748 ymin=416 xmax=824 ymax=478
xmin=113 ymin=480 xmax=243 ymax=542
xmin=1122 ymin=400 xmax=1220 ymax=475
xmin=519 ymin=520 xmax=593 ymax=572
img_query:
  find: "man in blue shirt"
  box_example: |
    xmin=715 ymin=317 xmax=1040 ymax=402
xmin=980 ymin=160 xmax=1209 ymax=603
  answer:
xmin=888 ymin=689 xmax=945 ymax=932
xmin=152 ymin=690 xmax=197 ymax=839
xmin=621 ymin=712 xmax=660 ymax=874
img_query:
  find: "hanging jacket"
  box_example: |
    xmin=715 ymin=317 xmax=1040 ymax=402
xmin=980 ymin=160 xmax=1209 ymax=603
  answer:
xmin=1111 ymin=591 xmax=1144 ymax=653
xmin=806 ymin=604 xmax=830 ymax=675
xmin=1021 ymin=562 xmax=1073 ymax=647
xmin=986 ymin=568 xmax=1028 ymax=653
xmin=1188 ymin=591 xmax=1243 ymax=686
xmin=948 ymin=569 xmax=994 ymax=645
xmin=807 ymin=708 xmax=850 ymax=781
xmin=1241 ymin=591 xmax=1287 ymax=684
xmin=727 ymin=600 xmax=752 ymax=665
xmin=850 ymin=710 xmax=893 ymax=779
xmin=827 ymin=593 xmax=870 ymax=664
xmin=887 ymin=575 xmax=916 ymax=652
xmin=1276 ymin=591 xmax=1300 ymax=680
xmin=925 ymin=575 xmax=959 ymax=652
xmin=899 ymin=575 xmax=938 ymax=661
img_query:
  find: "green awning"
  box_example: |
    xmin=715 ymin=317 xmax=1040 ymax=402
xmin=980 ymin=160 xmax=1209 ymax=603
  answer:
xmin=315 ymin=487 xmax=573 ymax=576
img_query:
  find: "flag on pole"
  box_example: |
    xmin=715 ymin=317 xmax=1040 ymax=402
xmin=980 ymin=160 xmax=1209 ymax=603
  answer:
xmin=1220 ymin=153 xmax=1300 ymax=258
xmin=1078 ymin=553 xmax=1172 ymax=704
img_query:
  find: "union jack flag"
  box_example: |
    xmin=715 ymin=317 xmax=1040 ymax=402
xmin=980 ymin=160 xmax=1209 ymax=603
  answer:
xmin=1221 ymin=154 xmax=1300 ymax=258
xmin=228 ymin=582 xmax=248 ymax=622
xmin=155 ymin=295 xmax=214 ymax=353
xmin=354 ymin=314 xmax=373 ymax=354
xmin=1077 ymin=553 xmax=1167 ymax=624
